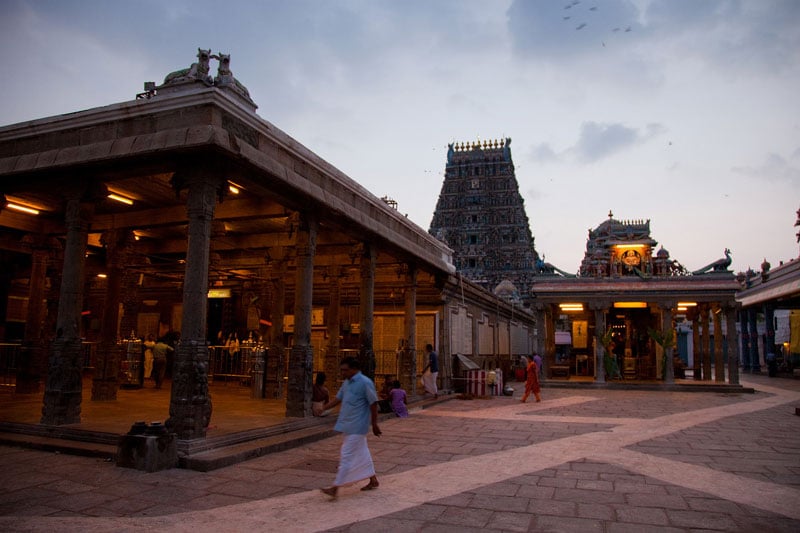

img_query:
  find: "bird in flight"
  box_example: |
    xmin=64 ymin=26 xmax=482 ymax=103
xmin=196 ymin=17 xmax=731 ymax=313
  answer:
xmin=563 ymin=15 xmax=571 ymax=20
xmin=625 ymin=26 xmax=632 ymax=32
xmin=590 ymin=6 xmax=598 ymax=10
xmin=576 ymin=23 xmax=587 ymax=30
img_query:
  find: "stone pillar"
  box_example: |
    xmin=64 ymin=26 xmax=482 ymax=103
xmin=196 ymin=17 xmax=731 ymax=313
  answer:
xmin=358 ymin=243 xmax=376 ymax=381
xmin=661 ymin=304 xmax=675 ymax=384
xmin=543 ymin=305 xmax=555 ymax=375
xmin=739 ymin=309 xmax=750 ymax=372
xmin=324 ymin=266 xmax=342 ymax=395
xmin=267 ymin=248 xmax=286 ymax=399
xmin=399 ymin=265 xmax=417 ymax=394
xmin=713 ymin=305 xmax=725 ymax=382
xmin=592 ymin=303 xmax=607 ymax=384
xmin=532 ymin=305 xmax=546 ymax=371
xmin=92 ymin=230 xmax=134 ymax=400
xmin=699 ymin=304 xmax=711 ymax=380
xmin=690 ymin=308 xmax=702 ymax=380
xmin=165 ymin=172 xmax=220 ymax=439
xmin=118 ymin=266 xmax=141 ymax=348
xmin=748 ymin=307 xmax=760 ymax=372
xmin=763 ymin=304 xmax=776 ymax=358
xmin=724 ymin=304 xmax=740 ymax=385
xmin=16 ymin=238 xmax=51 ymax=393
xmin=41 ymin=192 xmax=94 ymax=425
xmin=286 ymin=212 xmax=317 ymax=418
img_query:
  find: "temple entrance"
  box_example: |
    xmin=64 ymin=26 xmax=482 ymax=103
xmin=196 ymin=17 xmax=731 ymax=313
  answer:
xmin=607 ymin=308 xmax=659 ymax=380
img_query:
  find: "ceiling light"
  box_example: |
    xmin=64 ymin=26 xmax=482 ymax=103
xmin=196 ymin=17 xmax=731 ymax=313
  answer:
xmin=677 ymin=302 xmax=697 ymax=307
xmin=613 ymin=302 xmax=648 ymax=308
xmin=108 ymin=193 xmax=134 ymax=205
xmin=228 ymin=180 xmax=243 ymax=194
xmin=6 ymin=202 xmax=40 ymax=215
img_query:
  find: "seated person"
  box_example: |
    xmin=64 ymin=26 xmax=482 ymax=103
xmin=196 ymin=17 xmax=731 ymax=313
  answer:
xmin=389 ymin=380 xmax=408 ymax=418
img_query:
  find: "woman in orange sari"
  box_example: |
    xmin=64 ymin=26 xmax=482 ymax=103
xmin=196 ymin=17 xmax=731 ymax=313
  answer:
xmin=520 ymin=357 xmax=541 ymax=403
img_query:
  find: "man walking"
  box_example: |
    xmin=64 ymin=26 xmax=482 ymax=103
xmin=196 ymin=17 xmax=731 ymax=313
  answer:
xmin=321 ymin=357 xmax=381 ymax=499
xmin=422 ymin=343 xmax=439 ymax=398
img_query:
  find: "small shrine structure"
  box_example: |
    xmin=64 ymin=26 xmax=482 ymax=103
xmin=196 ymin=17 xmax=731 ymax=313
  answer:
xmin=528 ymin=212 xmax=741 ymax=386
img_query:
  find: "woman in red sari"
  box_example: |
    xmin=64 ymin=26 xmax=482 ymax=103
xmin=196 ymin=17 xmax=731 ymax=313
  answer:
xmin=520 ymin=358 xmax=541 ymax=403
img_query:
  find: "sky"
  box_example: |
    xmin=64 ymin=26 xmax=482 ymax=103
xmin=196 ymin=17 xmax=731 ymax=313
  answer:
xmin=1 ymin=0 xmax=799 ymax=275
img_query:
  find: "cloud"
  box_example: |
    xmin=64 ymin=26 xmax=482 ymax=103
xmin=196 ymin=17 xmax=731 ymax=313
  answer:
xmin=731 ymin=152 xmax=800 ymax=184
xmin=569 ymin=121 xmax=664 ymax=163
xmin=529 ymin=143 xmax=558 ymax=163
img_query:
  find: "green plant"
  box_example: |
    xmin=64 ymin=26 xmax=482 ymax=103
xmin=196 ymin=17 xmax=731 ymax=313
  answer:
xmin=648 ymin=327 xmax=676 ymax=379
xmin=601 ymin=327 xmax=621 ymax=379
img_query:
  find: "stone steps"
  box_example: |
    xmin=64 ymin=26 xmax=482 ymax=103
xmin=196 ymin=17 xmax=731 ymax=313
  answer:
xmin=180 ymin=424 xmax=337 ymax=472
xmin=0 ymin=429 xmax=118 ymax=459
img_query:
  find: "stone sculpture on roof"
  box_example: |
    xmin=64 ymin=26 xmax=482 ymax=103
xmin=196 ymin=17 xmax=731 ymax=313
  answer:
xmin=157 ymin=48 xmax=256 ymax=109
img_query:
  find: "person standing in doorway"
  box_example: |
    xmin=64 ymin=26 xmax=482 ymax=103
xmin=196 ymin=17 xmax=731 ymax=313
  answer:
xmin=320 ymin=357 xmax=381 ymax=499
xmin=422 ymin=343 xmax=439 ymax=398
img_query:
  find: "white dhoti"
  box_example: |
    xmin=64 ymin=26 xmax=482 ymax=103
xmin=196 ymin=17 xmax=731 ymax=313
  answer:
xmin=334 ymin=434 xmax=375 ymax=486
xmin=422 ymin=370 xmax=438 ymax=395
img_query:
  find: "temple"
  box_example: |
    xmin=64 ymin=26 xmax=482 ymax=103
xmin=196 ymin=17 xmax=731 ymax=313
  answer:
xmin=429 ymin=138 xmax=540 ymax=297
xmin=0 ymin=51 xmax=535 ymax=459
xmin=529 ymin=212 xmax=740 ymax=385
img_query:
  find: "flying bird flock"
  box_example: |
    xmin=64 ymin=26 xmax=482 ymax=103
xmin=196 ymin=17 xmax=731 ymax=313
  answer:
xmin=562 ymin=0 xmax=632 ymax=40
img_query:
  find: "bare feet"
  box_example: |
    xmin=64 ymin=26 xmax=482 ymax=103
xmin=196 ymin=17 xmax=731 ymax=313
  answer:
xmin=320 ymin=486 xmax=338 ymax=499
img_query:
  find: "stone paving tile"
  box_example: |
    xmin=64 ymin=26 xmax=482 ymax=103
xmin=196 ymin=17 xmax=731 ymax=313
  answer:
xmin=1 ymin=380 xmax=799 ymax=530
xmin=629 ymin=403 xmax=800 ymax=488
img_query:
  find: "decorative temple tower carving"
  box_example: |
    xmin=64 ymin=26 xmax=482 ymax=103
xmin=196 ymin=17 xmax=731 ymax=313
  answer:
xmin=429 ymin=138 xmax=541 ymax=292
xmin=578 ymin=211 xmax=689 ymax=278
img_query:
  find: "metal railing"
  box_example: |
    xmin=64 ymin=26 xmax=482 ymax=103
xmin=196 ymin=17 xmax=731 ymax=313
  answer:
xmin=208 ymin=343 xmax=264 ymax=382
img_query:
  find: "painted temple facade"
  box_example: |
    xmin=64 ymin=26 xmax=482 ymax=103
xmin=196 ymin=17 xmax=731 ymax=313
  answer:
xmin=529 ymin=212 xmax=741 ymax=385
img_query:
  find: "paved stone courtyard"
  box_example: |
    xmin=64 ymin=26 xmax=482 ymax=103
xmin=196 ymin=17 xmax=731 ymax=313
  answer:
xmin=0 ymin=374 xmax=798 ymax=532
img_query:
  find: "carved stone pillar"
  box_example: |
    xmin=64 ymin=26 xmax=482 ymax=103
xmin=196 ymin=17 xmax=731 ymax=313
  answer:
xmin=166 ymin=171 xmax=220 ymax=439
xmin=724 ymin=303 xmax=740 ymax=384
xmin=16 ymin=237 xmax=52 ymax=393
xmin=748 ymin=307 xmax=760 ymax=372
xmin=92 ymin=230 xmax=134 ymax=400
xmin=591 ymin=302 xmax=607 ymax=383
xmin=118 ymin=263 xmax=141 ymax=346
xmin=399 ymin=265 xmax=417 ymax=394
xmin=689 ymin=308 xmax=701 ymax=380
xmin=266 ymin=250 xmax=286 ymax=399
xmin=699 ymin=304 xmax=711 ymax=380
xmin=325 ymin=265 xmax=342 ymax=396
xmin=739 ymin=309 xmax=750 ymax=372
xmin=358 ymin=243 xmax=376 ymax=381
xmin=661 ymin=303 xmax=675 ymax=384
xmin=42 ymin=191 xmax=95 ymax=425
xmin=286 ymin=212 xmax=317 ymax=418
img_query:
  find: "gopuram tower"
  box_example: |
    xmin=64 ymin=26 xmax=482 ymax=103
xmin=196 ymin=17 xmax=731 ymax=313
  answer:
xmin=429 ymin=138 xmax=541 ymax=295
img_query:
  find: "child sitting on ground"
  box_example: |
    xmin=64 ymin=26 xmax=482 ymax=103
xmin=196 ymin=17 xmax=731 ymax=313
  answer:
xmin=389 ymin=380 xmax=408 ymax=418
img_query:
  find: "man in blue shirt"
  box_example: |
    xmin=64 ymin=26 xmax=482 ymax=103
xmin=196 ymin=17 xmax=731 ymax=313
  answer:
xmin=321 ymin=357 xmax=381 ymax=498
